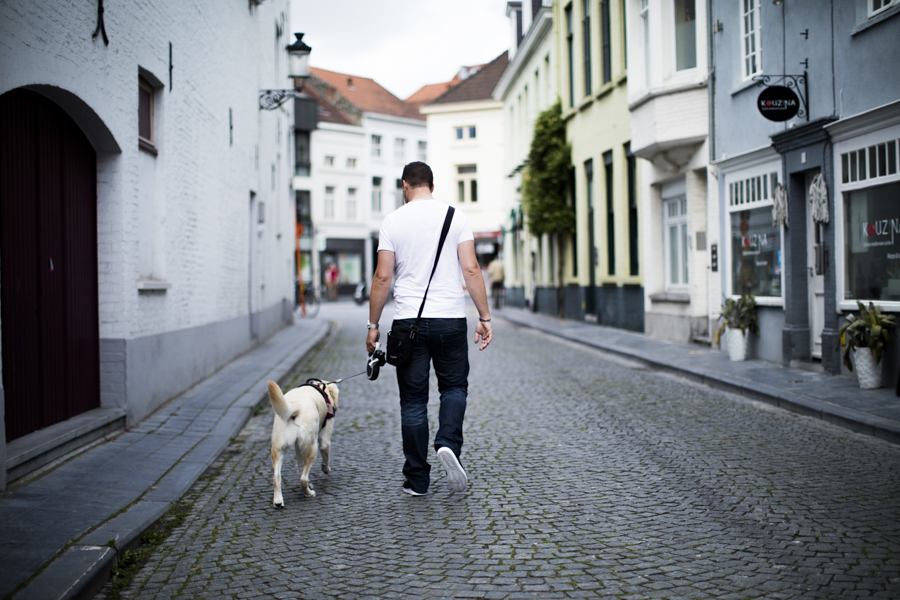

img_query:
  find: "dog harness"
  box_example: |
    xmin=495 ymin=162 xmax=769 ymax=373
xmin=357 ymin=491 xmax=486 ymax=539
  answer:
xmin=296 ymin=378 xmax=335 ymax=429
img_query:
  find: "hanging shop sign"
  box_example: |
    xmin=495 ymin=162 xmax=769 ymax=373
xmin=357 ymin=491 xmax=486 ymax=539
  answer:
xmin=757 ymin=86 xmax=801 ymax=122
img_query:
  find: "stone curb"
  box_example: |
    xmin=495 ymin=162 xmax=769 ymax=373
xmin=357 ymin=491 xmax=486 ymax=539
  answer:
xmin=499 ymin=311 xmax=900 ymax=446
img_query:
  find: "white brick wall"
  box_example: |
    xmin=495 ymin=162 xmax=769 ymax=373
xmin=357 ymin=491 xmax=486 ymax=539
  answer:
xmin=1 ymin=0 xmax=295 ymax=340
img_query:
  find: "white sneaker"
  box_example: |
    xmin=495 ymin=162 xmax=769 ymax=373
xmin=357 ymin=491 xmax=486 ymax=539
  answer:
xmin=437 ymin=447 xmax=467 ymax=492
xmin=402 ymin=481 xmax=427 ymax=496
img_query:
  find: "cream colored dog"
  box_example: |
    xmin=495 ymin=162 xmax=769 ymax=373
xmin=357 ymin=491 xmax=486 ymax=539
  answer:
xmin=267 ymin=379 xmax=339 ymax=506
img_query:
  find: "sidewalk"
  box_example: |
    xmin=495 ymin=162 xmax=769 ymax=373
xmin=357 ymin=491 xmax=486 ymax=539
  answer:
xmin=498 ymin=306 xmax=900 ymax=446
xmin=0 ymin=317 xmax=330 ymax=600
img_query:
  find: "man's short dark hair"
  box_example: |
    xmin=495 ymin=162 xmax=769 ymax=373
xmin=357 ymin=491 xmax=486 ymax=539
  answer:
xmin=401 ymin=161 xmax=433 ymax=189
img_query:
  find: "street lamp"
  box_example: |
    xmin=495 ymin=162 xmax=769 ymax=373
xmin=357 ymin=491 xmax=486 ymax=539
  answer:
xmin=259 ymin=33 xmax=312 ymax=110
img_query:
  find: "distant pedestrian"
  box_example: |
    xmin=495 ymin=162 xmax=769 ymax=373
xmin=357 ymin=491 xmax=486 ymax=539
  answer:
xmin=325 ymin=262 xmax=339 ymax=301
xmin=488 ymin=257 xmax=504 ymax=309
xmin=366 ymin=161 xmax=493 ymax=496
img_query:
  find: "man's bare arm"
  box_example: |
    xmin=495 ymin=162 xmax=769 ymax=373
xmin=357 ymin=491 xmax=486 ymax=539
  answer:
xmin=458 ymin=240 xmax=492 ymax=350
xmin=366 ymin=250 xmax=395 ymax=353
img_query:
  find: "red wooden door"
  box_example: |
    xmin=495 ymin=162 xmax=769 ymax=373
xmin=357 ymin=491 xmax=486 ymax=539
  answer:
xmin=0 ymin=88 xmax=100 ymax=442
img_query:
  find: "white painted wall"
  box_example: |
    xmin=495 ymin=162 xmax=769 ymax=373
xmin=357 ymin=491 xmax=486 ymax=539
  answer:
xmin=421 ymin=101 xmax=506 ymax=237
xmin=1 ymin=0 xmax=296 ymax=423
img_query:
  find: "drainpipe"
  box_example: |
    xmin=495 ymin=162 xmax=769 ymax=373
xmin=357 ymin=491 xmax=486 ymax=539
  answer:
xmin=707 ymin=0 xmax=716 ymax=342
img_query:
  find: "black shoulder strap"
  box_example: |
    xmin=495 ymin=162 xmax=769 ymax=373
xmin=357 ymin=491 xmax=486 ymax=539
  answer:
xmin=414 ymin=206 xmax=455 ymax=323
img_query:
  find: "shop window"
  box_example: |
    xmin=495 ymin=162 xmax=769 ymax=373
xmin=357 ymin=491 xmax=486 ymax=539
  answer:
xmin=844 ymin=181 xmax=900 ymax=302
xmin=726 ymin=170 xmax=782 ymax=297
xmin=841 ymin=140 xmax=898 ymax=184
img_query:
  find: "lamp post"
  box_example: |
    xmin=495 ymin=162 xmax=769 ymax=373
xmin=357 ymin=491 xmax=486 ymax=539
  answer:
xmin=259 ymin=33 xmax=312 ymax=110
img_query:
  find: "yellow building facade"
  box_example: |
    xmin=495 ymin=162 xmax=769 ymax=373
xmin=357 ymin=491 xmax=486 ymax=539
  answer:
xmin=553 ymin=0 xmax=643 ymax=328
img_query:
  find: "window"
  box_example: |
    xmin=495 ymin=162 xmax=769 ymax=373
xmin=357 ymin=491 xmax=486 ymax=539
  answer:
xmin=600 ymin=0 xmax=612 ymax=84
xmin=870 ymin=0 xmax=899 ymax=16
xmin=371 ymin=135 xmax=381 ymax=157
xmin=626 ymin=143 xmax=639 ymax=276
xmin=138 ymin=76 xmax=155 ymax=152
xmin=582 ymin=0 xmax=592 ymax=96
xmin=663 ymin=196 xmax=688 ymax=289
xmin=418 ymin=141 xmax=427 ymax=161
xmin=372 ymin=177 xmax=382 ymax=213
xmin=324 ymin=186 xmax=335 ymax=219
xmin=566 ymin=4 xmax=575 ymax=107
xmin=640 ymin=0 xmax=651 ymax=87
xmin=347 ymin=188 xmax=357 ymax=220
xmin=395 ymin=179 xmax=404 ymax=208
xmin=347 ymin=157 xmax=357 ymax=169
xmin=842 ymin=140 xmax=898 ymax=184
xmin=727 ymin=169 xmax=782 ymax=297
xmin=456 ymin=127 xmax=464 ymax=140
xmin=455 ymin=127 xmax=476 ymax=140
xmin=457 ymin=165 xmax=477 ymax=203
xmin=294 ymin=131 xmax=310 ymax=176
xmin=674 ymin=0 xmax=697 ymax=71
xmin=395 ymin=138 xmax=405 ymax=162
xmin=604 ymin=151 xmax=615 ymax=275
xmin=741 ymin=0 xmax=761 ymax=79
xmin=469 ymin=126 xmax=477 ymax=138
xmin=324 ymin=155 xmax=334 ymax=166
xmin=844 ymin=182 xmax=900 ymax=302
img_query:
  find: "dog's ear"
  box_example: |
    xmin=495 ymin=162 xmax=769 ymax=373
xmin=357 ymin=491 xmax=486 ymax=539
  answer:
xmin=326 ymin=383 xmax=339 ymax=409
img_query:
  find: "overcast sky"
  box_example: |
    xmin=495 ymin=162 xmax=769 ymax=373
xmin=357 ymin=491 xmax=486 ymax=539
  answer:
xmin=290 ymin=0 xmax=511 ymax=100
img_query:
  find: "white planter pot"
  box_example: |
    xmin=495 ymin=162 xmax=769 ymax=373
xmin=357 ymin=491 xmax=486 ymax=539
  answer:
xmin=726 ymin=328 xmax=748 ymax=361
xmin=853 ymin=348 xmax=882 ymax=389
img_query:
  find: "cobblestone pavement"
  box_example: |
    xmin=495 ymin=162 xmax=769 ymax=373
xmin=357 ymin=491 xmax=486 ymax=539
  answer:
xmin=99 ymin=303 xmax=900 ymax=599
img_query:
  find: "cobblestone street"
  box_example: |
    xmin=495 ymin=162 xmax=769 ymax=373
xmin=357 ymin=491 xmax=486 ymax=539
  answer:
xmin=101 ymin=303 xmax=900 ymax=600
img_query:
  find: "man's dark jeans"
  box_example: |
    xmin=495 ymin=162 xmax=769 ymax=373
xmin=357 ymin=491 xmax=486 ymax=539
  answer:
xmin=394 ymin=317 xmax=468 ymax=493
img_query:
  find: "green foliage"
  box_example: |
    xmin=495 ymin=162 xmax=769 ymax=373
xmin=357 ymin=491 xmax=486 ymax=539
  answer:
xmin=838 ymin=301 xmax=896 ymax=371
xmin=521 ymin=100 xmax=574 ymax=237
xmin=715 ymin=295 xmax=759 ymax=345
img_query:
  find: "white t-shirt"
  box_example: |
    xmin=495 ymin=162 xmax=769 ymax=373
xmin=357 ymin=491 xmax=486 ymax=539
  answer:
xmin=378 ymin=198 xmax=474 ymax=319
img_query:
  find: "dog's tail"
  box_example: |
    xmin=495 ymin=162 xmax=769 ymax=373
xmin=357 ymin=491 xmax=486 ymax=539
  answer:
xmin=267 ymin=380 xmax=293 ymax=422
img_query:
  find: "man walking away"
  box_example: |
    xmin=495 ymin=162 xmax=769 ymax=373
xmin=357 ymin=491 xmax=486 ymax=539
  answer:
xmin=366 ymin=161 xmax=493 ymax=496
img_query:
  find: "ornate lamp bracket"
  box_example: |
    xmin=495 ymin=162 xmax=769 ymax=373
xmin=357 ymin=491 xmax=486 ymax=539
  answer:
xmin=258 ymin=87 xmax=304 ymax=111
xmin=752 ymin=72 xmax=809 ymax=121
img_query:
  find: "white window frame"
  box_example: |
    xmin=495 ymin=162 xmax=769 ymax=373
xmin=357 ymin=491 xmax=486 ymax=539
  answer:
xmin=833 ymin=121 xmax=900 ymax=313
xmin=347 ymin=188 xmax=357 ymax=221
xmin=372 ymin=177 xmax=383 ymax=213
xmin=723 ymin=159 xmax=785 ymax=305
xmin=324 ymin=186 xmax=335 ymax=220
xmin=662 ymin=195 xmax=689 ymax=292
xmin=640 ymin=0 xmax=651 ymax=88
xmin=371 ymin=135 xmax=382 ymax=158
xmin=870 ymin=0 xmax=899 ymax=17
xmin=457 ymin=165 xmax=477 ymax=203
xmin=671 ymin=0 xmax=698 ymax=74
xmin=417 ymin=141 xmax=427 ymax=162
xmin=324 ymin=155 xmax=334 ymax=166
xmin=347 ymin=157 xmax=357 ymax=169
xmin=740 ymin=0 xmax=761 ymax=80
xmin=394 ymin=138 xmax=405 ymax=163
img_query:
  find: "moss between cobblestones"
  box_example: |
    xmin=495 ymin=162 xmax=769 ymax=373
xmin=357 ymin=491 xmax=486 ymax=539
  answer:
xmin=107 ymin=499 xmax=193 ymax=599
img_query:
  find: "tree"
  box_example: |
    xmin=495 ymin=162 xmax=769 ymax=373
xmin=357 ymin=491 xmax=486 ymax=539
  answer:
xmin=521 ymin=100 xmax=573 ymax=316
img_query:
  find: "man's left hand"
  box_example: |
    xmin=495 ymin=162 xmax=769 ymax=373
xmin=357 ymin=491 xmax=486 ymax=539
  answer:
xmin=474 ymin=320 xmax=492 ymax=351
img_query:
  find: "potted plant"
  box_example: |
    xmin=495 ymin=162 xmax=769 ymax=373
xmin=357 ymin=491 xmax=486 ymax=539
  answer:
xmin=715 ymin=295 xmax=759 ymax=361
xmin=838 ymin=301 xmax=896 ymax=389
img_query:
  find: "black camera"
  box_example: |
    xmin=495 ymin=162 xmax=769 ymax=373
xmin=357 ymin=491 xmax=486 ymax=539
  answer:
xmin=367 ymin=343 xmax=386 ymax=380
